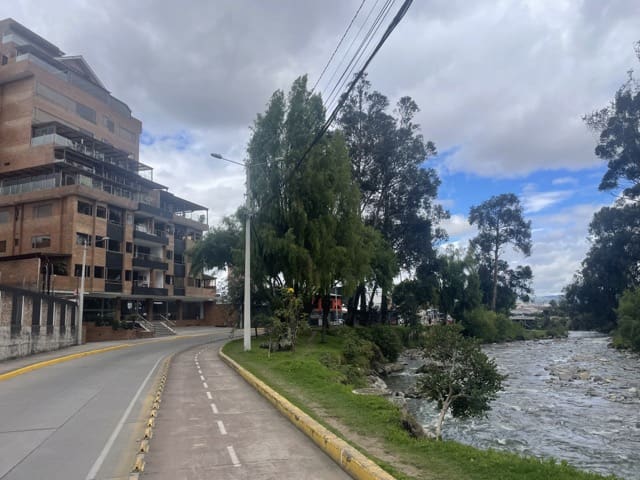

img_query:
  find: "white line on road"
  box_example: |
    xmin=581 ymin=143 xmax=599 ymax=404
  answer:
xmin=217 ymin=420 xmax=227 ymax=435
xmin=203 ymin=382 xmax=208 ymax=389
xmin=198 ymin=369 xmax=202 ymax=374
xmin=227 ymin=445 xmax=241 ymax=467
xmin=85 ymin=356 xmax=163 ymax=480
xmin=200 ymin=375 xmax=205 ymax=381
xmin=206 ymin=391 xmax=212 ymax=400
xmin=210 ymin=403 xmax=219 ymax=414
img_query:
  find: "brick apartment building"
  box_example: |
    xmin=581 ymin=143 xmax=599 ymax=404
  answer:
xmin=0 ymin=18 xmax=217 ymax=328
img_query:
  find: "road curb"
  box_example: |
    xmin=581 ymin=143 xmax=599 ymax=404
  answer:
xmin=219 ymin=348 xmax=396 ymax=480
xmin=129 ymin=355 xmax=171 ymax=480
xmin=0 ymin=344 xmax=131 ymax=382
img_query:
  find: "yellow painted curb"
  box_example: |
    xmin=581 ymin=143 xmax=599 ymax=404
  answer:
xmin=219 ymin=349 xmax=396 ymax=480
xmin=0 ymin=344 xmax=132 ymax=382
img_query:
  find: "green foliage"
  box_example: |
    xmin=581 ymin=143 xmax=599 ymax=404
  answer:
xmin=613 ymin=287 xmax=640 ymax=352
xmin=223 ymin=334 xmax=616 ymax=480
xmin=356 ymin=325 xmax=404 ymax=362
xmin=417 ymin=325 xmax=505 ymax=439
xmin=469 ymin=193 xmax=532 ymax=312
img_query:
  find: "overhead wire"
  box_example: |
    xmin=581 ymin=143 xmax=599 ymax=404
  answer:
xmin=311 ymin=0 xmax=367 ymax=94
xmin=322 ymin=0 xmax=395 ymax=113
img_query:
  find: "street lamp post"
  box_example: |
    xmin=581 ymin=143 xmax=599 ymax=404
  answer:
xmin=78 ymin=236 xmax=109 ymax=345
xmin=211 ymin=153 xmax=252 ymax=351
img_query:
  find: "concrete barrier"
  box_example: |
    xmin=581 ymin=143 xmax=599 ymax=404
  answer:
xmin=219 ymin=349 xmax=396 ymax=480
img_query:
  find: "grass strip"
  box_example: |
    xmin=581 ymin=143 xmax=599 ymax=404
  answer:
xmin=223 ymin=332 xmax=618 ymax=480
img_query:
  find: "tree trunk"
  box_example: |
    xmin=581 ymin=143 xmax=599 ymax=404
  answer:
xmin=491 ymin=241 xmax=499 ymax=311
xmin=435 ymin=396 xmax=452 ymax=440
xmin=321 ymin=293 xmax=331 ymax=343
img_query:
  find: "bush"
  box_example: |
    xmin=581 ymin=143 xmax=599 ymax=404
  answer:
xmin=461 ymin=308 xmax=526 ymax=342
xmin=614 ymin=287 xmax=640 ymax=352
xmin=342 ymin=331 xmax=383 ymax=370
xmin=357 ymin=325 xmax=404 ymax=362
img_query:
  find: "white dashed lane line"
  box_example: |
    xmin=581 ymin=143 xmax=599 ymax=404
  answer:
xmin=206 ymin=391 xmax=212 ymax=400
xmin=210 ymin=403 xmax=219 ymax=414
xmin=217 ymin=420 xmax=227 ymax=435
xmin=203 ymin=382 xmax=208 ymax=389
xmin=227 ymin=446 xmax=241 ymax=467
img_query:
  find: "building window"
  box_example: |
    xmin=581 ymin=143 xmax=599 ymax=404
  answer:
xmin=126 ymin=213 xmax=133 ymax=225
xmin=107 ymin=239 xmax=121 ymax=252
xmin=126 ymin=242 xmax=133 ymax=253
xmin=33 ymin=204 xmax=53 ymax=218
xmin=103 ymin=116 xmax=115 ymax=133
xmin=76 ymin=102 xmax=97 ymax=124
xmin=166 ymin=250 xmax=173 ymax=260
xmin=74 ymin=264 xmax=90 ymax=277
xmin=31 ymin=235 xmax=51 ymax=248
xmin=95 ymin=235 xmax=107 ymax=247
xmin=108 ymin=208 xmax=122 ymax=225
xmin=77 ymin=201 xmax=93 ymax=216
xmin=94 ymin=266 xmax=104 ymax=278
xmin=76 ymin=232 xmax=91 ymax=246
xmin=1 ymin=55 xmax=8 ymax=65
xmin=0 ymin=240 xmax=6 ymax=252
xmin=125 ymin=270 xmax=132 ymax=281
xmin=0 ymin=211 xmax=9 ymax=223
xmin=14 ymin=238 xmax=19 ymax=246
xmin=96 ymin=206 xmax=107 ymax=218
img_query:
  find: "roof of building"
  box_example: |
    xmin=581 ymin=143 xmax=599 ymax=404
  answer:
xmin=0 ymin=18 xmax=64 ymax=57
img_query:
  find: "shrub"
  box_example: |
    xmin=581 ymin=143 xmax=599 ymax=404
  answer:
xmin=614 ymin=287 xmax=640 ymax=352
xmin=357 ymin=325 xmax=404 ymax=362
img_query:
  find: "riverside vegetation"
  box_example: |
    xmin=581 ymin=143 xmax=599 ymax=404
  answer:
xmin=223 ymin=325 xmax=615 ymax=480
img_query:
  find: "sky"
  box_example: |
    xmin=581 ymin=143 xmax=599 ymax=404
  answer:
xmin=3 ymin=0 xmax=639 ymax=297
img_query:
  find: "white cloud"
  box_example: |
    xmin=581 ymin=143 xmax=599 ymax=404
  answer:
xmin=552 ymin=176 xmax=579 ymax=186
xmin=522 ymin=189 xmax=575 ymax=213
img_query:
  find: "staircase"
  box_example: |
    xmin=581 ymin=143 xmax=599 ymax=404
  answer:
xmin=151 ymin=314 xmax=177 ymax=337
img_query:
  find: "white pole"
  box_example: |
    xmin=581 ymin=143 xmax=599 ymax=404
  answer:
xmin=78 ymin=241 xmax=87 ymax=344
xmin=243 ymin=165 xmax=251 ymax=351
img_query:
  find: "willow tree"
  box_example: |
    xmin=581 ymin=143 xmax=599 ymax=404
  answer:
xmin=248 ymin=75 xmax=371 ymax=337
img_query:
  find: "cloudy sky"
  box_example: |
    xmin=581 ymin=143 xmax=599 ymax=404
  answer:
xmin=4 ymin=1 xmax=639 ymax=296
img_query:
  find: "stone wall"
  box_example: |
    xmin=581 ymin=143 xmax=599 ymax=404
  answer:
xmin=84 ymin=324 xmax=153 ymax=342
xmin=0 ymin=284 xmax=78 ymax=361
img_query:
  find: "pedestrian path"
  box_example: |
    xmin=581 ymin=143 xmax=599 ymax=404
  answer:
xmin=142 ymin=343 xmax=350 ymax=479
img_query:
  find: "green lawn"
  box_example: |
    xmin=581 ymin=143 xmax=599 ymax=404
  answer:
xmin=223 ymin=332 xmax=617 ymax=480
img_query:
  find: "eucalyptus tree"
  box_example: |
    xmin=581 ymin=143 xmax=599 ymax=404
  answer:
xmin=338 ymin=76 xmax=447 ymax=322
xmin=469 ymin=193 xmax=532 ymax=311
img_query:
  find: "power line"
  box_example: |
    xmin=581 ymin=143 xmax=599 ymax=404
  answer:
xmin=294 ymin=0 xmax=414 ymax=172
xmin=311 ymin=0 xmax=367 ymax=94
xmin=323 ymin=0 xmax=396 ymax=114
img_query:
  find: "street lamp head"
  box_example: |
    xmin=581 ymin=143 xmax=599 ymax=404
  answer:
xmin=210 ymin=153 xmax=223 ymax=159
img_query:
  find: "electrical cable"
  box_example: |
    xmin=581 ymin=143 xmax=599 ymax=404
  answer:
xmin=311 ymin=0 xmax=367 ymax=94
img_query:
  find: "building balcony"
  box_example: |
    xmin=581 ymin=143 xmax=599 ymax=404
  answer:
xmin=132 ymin=254 xmax=168 ymax=271
xmin=133 ymin=228 xmax=169 ymax=246
xmin=137 ymin=202 xmax=172 ymax=219
xmin=132 ymin=285 xmax=168 ymax=296
xmin=173 ymin=287 xmax=186 ymax=296
xmin=105 ymin=281 xmax=122 ymax=293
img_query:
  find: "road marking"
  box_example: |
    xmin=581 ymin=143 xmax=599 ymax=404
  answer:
xmin=85 ymin=356 xmax=163 ymax=480
xmin=206 ymin=391 xmax=212 ymax=400
xmin=198 ymin=369 xmax=202 ymax=374
xmin=227 ymin=445 xmax=241 ymax=467
xmin=210 ymin=403 xmax=219 ymax=414
xmin=217 ymin=420 xmax=227 ymax=435
xmin=203 ymin=382 xmax=208 ymax=389
xmin=200 ymin=375 xmax=205 ymax=381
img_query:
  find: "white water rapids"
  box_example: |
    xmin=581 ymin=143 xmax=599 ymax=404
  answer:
xmin=386 ymin=331 xmax=640 ymax=479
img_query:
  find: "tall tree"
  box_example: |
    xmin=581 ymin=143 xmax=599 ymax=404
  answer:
xmin=566 ymin=41 xmax=640 ymax=332
xmin=338 ymin=76 xmax=447 ymax=322
xmin=469 ymin=193 xmax=532 ymax=311
xmin=247 ymin=76 xmax=371 ymax=337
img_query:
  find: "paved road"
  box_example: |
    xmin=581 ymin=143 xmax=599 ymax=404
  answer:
xmin=142 ymin=342 xmax=351 ymax=479
xmin=0 ymin=331 xmax=226 ymax=480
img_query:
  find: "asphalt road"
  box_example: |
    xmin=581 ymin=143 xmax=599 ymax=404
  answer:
xmin=0 ymin=332 xmax=225 ymax=480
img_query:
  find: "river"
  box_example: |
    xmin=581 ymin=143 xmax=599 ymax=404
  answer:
xmin=386 ymin=331 xmax=640 ymax=479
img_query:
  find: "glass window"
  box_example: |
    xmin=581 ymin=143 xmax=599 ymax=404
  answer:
xmin=0 ymin=240 xmax=6 ymax=252
xmin=74 ymin=264 xmax=90 ymax=277
xmin=94 ymin=266 xmax=104 ymax=278
xmin=76 ymin=232 xmax=91 ymax=246
xmin=76 ymin=102 xmax=97 ymax=123
xmin=77 ymin=201 xmax=93 ymax=216
xmin=31 ymin=235 xmax=51 ymax=248
xmin=0 ymin=211 xmax=9 ymax=223
xmin=33 ymin=204 xmax=53 ymax=218
xmin=96 ymin=206 xmax=106 ymax=218
xmin=125 ymin=270 xmax=132 ymax=281
xmin=166 ymin=250 xmax=173 ymax=260
xmin=103 ymin=116 xmax=114 ymax=133
xmin=126 ymin=242 xmax=133 ymax=253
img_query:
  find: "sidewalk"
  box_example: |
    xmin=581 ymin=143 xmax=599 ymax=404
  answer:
xmin=0 ymin=326 xmax=222 ymax=377
xmin=141 ymin=342 xmax=351 ymax=479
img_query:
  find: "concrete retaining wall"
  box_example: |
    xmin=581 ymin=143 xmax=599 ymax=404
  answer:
xmin=0 ymin=284 xmax=78 ymax=361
